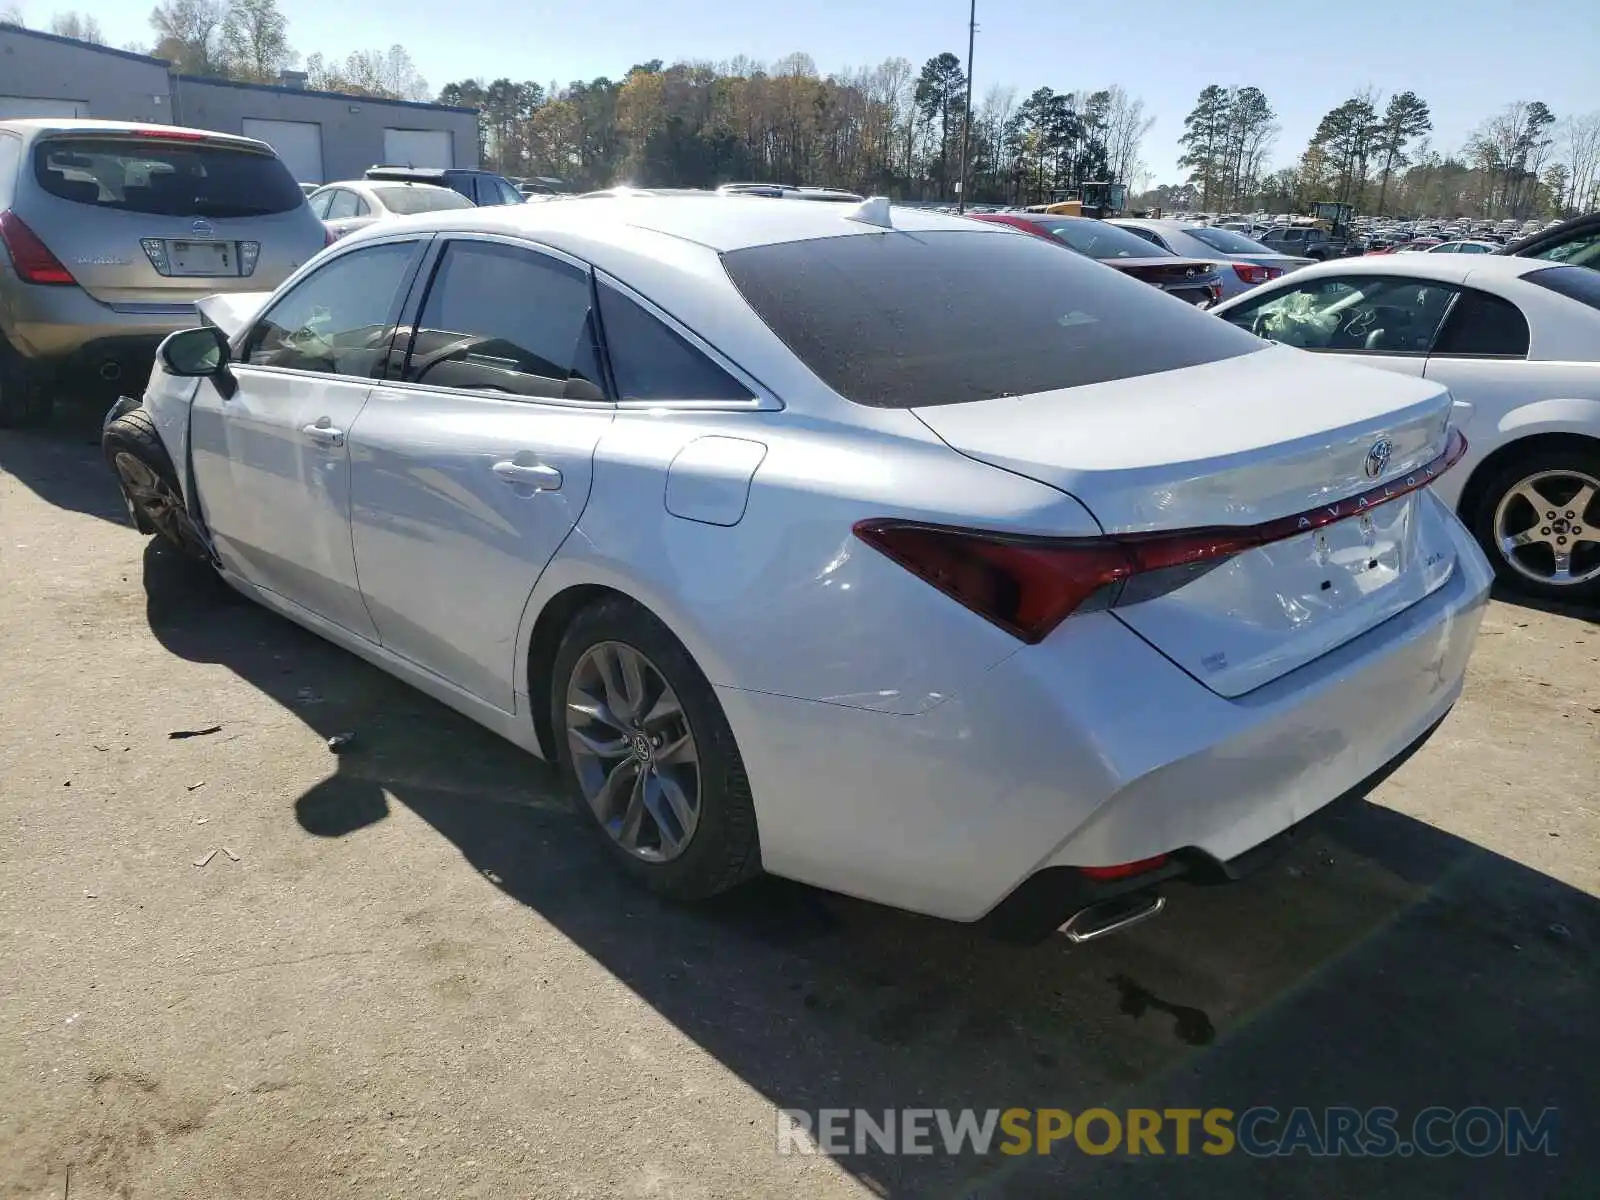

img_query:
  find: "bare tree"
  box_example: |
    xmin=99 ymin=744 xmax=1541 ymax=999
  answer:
xmin=1560 ymin=112 xmax=1600 ymax=211
xmin=1102 ymin=85 xmax=1154 ymax=186
xmin=50 ymin=11 xmax=104 ymax=41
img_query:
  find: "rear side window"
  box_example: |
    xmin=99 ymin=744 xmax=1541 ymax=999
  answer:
xmin=597 ymin=284 xmax=752 ymax=404
xmin=403 ymin=240 xmax=603 ymax=401
xmin=721 ymin=230 xmax=1263 ymax=408
xmin=374 ymin=185 xmax=472 ymax=215
xmin=1524 ymin=264 xmax=1600 ymax=311
xmin=1431 ymin=289 xmax=1529 ymax=357
xmin=33 ymin=137 xmax=304 ymax=216
xmin=325 ymin=190 xmax=360 ymax=219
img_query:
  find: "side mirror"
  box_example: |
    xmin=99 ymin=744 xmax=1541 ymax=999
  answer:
xmin=159 ymin=325 xmax=231 ymax=377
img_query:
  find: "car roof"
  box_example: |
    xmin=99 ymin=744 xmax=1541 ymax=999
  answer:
xmin=346 ymin=193 xmax=997 ymax=255
xmin=0 ymin=117 xmax=270 ymax=151
xmin=1274 ymin=253 xmax=1558 ymax=287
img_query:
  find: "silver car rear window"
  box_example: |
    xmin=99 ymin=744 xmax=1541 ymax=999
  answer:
xmin=721 ymin=230 xmax=1263 ymax=409
xmin=33 ymin=137 xmax=304 ymax=217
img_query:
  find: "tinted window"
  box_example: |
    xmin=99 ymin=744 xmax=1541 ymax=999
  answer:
xmin=403 ymin=240 xmax=601 ymax=400
xmin=325 ymin=189 xmax=360 ymax=219
xmin=374 ymin=185 xmax=473 ymax=215
xmin=1036 ymin=218 xmax=1169 ymax=259
xmin=1525 ymin=264 xmax=1600 ymax=312
xmin=1186 ymin=226 xmax=1275 ymax=255
xmin=597 ymin=284 xmax=753 ymax=404
xmin=33 ymin=137 xmax=303 ymax=216
xmin=1527 ymin=230 xmax=1600 ymax=270
xmin=242 ymin=242 xmax=417 ymax=376
xmin=1220 ymin=275 xmax=1457 ymax=354
xmin=1118 ymin=224 xmax=1168 ymax=249
xmin=1431 ymin=290 xmax=1529 ymax=357
xmin=721 ymin=230 xmax=1263 ymax=408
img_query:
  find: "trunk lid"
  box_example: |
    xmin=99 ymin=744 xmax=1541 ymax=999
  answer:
xmin=25 ymin=131 xmax=323 ymax=305
xmin=912 ymin=346 xmax=1462 ymax=697
xmin=1110 ymin=256 xmax=1220 ymax=288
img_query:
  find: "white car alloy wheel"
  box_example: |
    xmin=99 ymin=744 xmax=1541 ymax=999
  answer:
xmin=564 ymin=640 xmax=701 ymax=863
xmin=1491 ymin=468 xmax=1600 ymax=588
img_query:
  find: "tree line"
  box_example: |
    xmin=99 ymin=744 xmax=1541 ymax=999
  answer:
xmin=1166 ymin=84 xmax=1599 ymax=220
xmin=439 ymin=57 xmax=1153 ymax=204
xmin=8 ymin=1 xmax=1599 ymax=219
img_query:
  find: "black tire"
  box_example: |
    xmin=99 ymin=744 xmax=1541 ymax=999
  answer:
xmin=551 ymin=596 xmax=761 ymax=901
xmin=102 ymin=408 xmax=210 ymax=561
xmin=1466 ymin=443 xmax=1600 ymax=604
xmin=0 ymin=342 xmax=52 ymax=429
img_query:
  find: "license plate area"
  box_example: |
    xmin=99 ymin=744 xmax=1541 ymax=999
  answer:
xmin=167 ymin=240 xmax=237 ymax=277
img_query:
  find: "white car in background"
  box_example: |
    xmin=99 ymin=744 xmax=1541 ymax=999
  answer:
xmin=307 ymin=179 xmax=474 ymax=240
xmin=1428 ymin=240 xmax=1498 ymax=255
xmin=101 ymin=197 xmax=1491 ymax=944
xmin=1212 ymin=254 xmax=1600 ymax=601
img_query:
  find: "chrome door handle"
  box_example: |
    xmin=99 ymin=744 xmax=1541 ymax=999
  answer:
xmin=301 ymin=420 xmax=345 ymax=447
xmin=492 ymin=459 xmax=562 ymax=491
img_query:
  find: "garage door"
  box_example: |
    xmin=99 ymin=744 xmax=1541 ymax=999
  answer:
xmin=0 ymin=96 xmax=88 ymax=119
xmin=241 ymin=118 xmax=324 ymax=184
xmin=383 ymin=129 xmax=452 ymax=170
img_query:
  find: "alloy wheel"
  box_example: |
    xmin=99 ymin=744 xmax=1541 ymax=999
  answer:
xmin=564 ymin=640 xmax=701 ymax=862
xmin=113 ymin=451 xmax=185 ymax=541
xmin=1492 ymin=468 xmax=1600 ymax=587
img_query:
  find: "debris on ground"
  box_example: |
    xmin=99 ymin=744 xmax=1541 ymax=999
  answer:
xmin=169 ymin=726 xmax=222 ymax=740
xmin=186 ymin=781 xmax=206 ymax=791
xmin=195 ymin=817 xmax=208 ymax=825
xmin=327 ymin=732 xmax=357 ymax=753
xmin=221 ymin=847 xmax=240 ymax=862
xmin=193 ymin=848 xmax=217 ymax=867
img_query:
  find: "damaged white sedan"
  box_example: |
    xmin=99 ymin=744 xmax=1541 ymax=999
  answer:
xmin=104 ymin=196 xmax=1492 ymax=942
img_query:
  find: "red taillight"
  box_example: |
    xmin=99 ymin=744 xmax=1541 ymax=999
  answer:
xmin=1079 ymin=855 xmax=1169 ymax=881
xmin=0 ymin=210 xmax=74 ymax=285
xmin=323 ymin=224 xmax=339 ymax=247
xmin=1232 ymin=262 xmax=1273 ymax=285
xmin=133 ymin=128 xmax=211 ymax=141
xmin=855 ymin=428 xmax=1469 ymax=644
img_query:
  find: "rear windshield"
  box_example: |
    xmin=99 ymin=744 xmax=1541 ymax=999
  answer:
xmin=721 ymin=230 xmax=1264 ymax=408
xmin=374 ymin=185 xmax=474 ymax=215
xmin=1034 ymin=218 xmax=1169 ymax=260
xmin=1186 ymin=226 xmax=1274 ymax=255
xmin=1524 ymin=264 xmax=1600 ymax=311
xmin=33 ymin=137 xmax=304 ymax=217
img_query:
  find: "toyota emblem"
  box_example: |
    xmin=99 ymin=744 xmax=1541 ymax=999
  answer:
xmin=1364 ymin=438 xmax=1393 ymax=479
xmin=190 ymin=217 xmax=216 ymax=239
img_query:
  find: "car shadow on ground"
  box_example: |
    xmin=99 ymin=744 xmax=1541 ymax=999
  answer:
xmin=133 ymin=537 xmax=1599 ymax=1199
xmin=0 ymin=397 xmax=130 ymax=526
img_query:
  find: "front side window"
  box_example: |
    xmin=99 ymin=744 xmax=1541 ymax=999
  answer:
xmin=325 ymin=189 xmax=360 ymax=220
xmin=597 ymin=283 xmax=753 ymax=404
xmin=33 ymin=137 xmax=303 ymax=216
xmin=1220 ymin=275 xmax=1457 ymax=354
xmin=1431 ymin=290 xmax=1529 ymax=358
xmin=402 ymin=240 xmax=601 ymax=401
xmin=241 ymin=241 xmax=419 ymax=376
xmin=1526 ymin=228 xmax=1600 ymax=269
xmin=1118 ymin=225 xmax=1169 ymax=249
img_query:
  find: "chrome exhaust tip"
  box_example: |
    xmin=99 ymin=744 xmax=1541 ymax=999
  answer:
xmin=1061 ymin=894 xmax=1165 ymax=943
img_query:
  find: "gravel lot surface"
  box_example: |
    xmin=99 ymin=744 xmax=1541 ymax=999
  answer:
xmin=2 ymin=419 xmax=1596 ymax=1199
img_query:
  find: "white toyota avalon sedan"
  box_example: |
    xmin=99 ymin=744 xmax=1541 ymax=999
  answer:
xmin=103 ymin=195 xmax=1493 ymax=944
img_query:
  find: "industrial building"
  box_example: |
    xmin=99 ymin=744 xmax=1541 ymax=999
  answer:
xmin=0 ymin=23 xmax=480 ymax=182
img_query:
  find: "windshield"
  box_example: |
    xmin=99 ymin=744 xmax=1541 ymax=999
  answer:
xmin=375 ymin=185 xmax=474 ymax=215
xmin=33 ymin=137 xmax=304 ymax=217
xmin=1035 ymin=218 xmax=1171 ymax=259
xmin=1186 ymin=226 xmax=1275 ymax=255
xmin=721 ymin=230 xmax=1262 ymax=408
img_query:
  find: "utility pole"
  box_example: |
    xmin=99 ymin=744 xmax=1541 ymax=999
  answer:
xmin=956 ymin=0 xmax=976 ymax=213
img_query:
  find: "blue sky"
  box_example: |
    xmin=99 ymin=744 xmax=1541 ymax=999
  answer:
xmin=45 ymin=0 xmax=1600 ymax=180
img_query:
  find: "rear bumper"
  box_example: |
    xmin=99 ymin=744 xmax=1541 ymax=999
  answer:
xmin=1 ymin=280 xmax=195 ymax=365
xmin=717 ymin=512 xmax=1493 ymax=924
